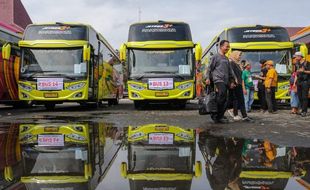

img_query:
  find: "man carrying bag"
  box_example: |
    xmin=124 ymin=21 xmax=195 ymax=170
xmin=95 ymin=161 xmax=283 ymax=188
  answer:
xmin=204 ymin=40 xmax=235 ymax=123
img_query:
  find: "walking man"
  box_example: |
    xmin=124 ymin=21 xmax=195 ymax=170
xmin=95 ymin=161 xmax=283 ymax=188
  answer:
xmin=264 ymin=60 xmax=278 ymax=113
xmin=294 ymin=52 xmax=310 ymax=117
xmin=206 ymin=40 xmax=235 ymax=123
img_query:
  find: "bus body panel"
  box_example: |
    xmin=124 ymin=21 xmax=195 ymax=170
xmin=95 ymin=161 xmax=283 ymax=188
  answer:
xmin=18 ymin=80 xmax=89 ymax=101
xmin=0 ymin=25 xmax=22 ymax=103
xmin=125 ymin=21 xmax=197 ymax=104
xmin=18 ymin=23 xmax=121 ymax=106
xmin=128 ymin=80 xmax=194 ymax=100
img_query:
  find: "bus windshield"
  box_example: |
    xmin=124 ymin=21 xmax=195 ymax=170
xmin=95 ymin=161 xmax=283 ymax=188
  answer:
xmin=20 ymin=48 xmax=87 ymax=79
xmin=240 ymin=50 xmax=290 ymax=74
xmin=129 ymin=49 xmax=193 ymax=77
xmin=22 ymin=146 xmax=87 ymax=176
xmin=129 ymin=145 xmax=193 ymax=173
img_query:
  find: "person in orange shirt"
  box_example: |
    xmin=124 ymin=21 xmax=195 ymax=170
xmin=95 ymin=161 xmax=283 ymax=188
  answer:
xmin=264 ymin=60 xmax=278 ymax=113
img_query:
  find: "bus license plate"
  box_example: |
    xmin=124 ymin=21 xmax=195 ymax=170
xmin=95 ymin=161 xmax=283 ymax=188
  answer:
xmin=155 ymin=92 xmax=169 ymax=97
xmin=38 ymin=135 xmax=64 ymax=146
xmin=44 ymin=92 xmax=58 ymax=98
xmin=148 ymin=78 xmax=173 ymax=90
xmin=149 ymin=133 xmax=173 ymax=144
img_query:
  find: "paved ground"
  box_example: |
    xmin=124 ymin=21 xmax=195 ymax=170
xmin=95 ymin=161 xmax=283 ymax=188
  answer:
xmin=0 ymin=99 xmax=309 ymax=147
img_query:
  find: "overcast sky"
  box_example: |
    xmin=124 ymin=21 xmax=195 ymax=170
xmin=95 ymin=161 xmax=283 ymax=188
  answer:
xmin=21 ymin=0 xmax=309 ymax=48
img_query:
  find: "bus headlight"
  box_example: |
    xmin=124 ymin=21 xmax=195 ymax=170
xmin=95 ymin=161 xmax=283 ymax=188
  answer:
xmin=66 ymin=133 xmax=86 ymax=141
xmin=176 ymin=132 xmax=193 ymax=140
xmin=129 ymin=83 xmax=144 ymax=91
xmin=19 ymin=83 xmax=33 ymax=91
xmin=67 ymin=82 xmax=86 ymax=91
xmin=129 ymin=132 xmax=145 ymax=140
xmin=20 ymin=134 xmax=33 ymax=142
xmin=177 ymin=83 xmax=192 ymax=90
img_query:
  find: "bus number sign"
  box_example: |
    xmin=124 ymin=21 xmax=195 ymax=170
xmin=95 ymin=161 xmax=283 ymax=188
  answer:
xmin=38 ymin=135 xmax=64 ymax=146
xmin=149 ymin=133 xmax=174 ymax=144
xmin=148 ymin=78 xmax=173 ymax=90
xmin=37 ymin=78 xmax=63 ymax=90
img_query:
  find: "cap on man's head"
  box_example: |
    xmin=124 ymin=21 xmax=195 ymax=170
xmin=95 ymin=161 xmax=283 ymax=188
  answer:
xmin=294 ymin=51 xmax=303 ymax=58
xmin=265 ymin=60 xmax=274 ymax=66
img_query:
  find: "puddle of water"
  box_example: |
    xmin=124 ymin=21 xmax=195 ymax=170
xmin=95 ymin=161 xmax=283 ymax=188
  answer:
xmin=99 ymin=125 xmax=309 ymax=190
xmin=0 ymin=121 xmax=123 ymax=190
xmin=1 ymin=122 xmax=309 ymax=190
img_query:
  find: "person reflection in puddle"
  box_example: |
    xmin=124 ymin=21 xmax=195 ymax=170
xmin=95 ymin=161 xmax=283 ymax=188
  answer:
xmin=198 ymin=131 xmax=243 ymax=190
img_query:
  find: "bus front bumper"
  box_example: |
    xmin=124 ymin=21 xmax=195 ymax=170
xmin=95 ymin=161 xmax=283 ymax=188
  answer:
xmin=128 ymin=81 xmax=194 ymax=100
xmin=18 ymin=81 xmax=89 ymax=101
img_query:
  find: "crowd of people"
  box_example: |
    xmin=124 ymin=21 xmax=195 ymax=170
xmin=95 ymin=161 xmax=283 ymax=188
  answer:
xmin=205 ymin=40 xmax=310 ymax=123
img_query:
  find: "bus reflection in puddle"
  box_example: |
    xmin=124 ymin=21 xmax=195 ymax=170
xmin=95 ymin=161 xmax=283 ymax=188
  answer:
xmin=120 ymin=124 xmax=202 ymax=190
xmin=0 ymin=122 xmax=123 ymax=190
xmin=1 ymin=123 xmax=310 ymax=190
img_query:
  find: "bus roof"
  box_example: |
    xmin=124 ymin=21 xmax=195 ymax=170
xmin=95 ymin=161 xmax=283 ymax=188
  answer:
xmin=226 ymin=25 xmax=285 ymax=30
xmin=128 ymin=21 xmax=192 ymax=42
xmin=130 ymin=20 xmax=189 ymax=26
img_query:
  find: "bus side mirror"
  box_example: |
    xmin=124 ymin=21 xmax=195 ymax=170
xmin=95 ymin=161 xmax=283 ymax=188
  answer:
xmin=300 ymin=44 xmax=308 ymax=58
xmin=83 ymin=44 xmax=91 ymax=62
xmin=2 ymin=43 xmax=11 ymax=60
xmin=120 ymin=44 xmax=127 ymax=62
xmin=4 ymin=166 xmax=13 ymax=181
xmin=195 ymin=43 xmax=202 ymax=62
xmin=120 ymin=162 xmax=128 ymax=178
xmin=194 ymin=161 xmax=202 ymax=178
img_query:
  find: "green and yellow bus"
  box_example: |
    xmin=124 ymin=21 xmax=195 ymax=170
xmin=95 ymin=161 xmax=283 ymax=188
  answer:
xmin=202 ymin=25 xmax=294 ymax=102
xmin=2 ymin=23 xmax=122 ymax=110
xmin=120 ymin=21 xmax=202 ymax=109
xmin=120 ymin=124 xmax=201 ymax=189
xmin=18 ymin=122 xmax=122 ymax=190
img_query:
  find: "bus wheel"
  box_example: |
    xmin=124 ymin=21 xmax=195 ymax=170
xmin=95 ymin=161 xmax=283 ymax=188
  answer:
xmin=134 ymin=101 xmax=145 ymax=110
xmin=174 ymin=100 xmax=186 ymax=109
xmin=108 ymin=100 xmax=113 ymax=107
xmin=113 ymin=93 xmax=120 ymax=105
xmin=133 ymin=100 xmax=142 ymax=110
xmin=45 ymin=103 xmax=55 ymax=110
xmin=12 ymin=101 xmax=33 ymax=108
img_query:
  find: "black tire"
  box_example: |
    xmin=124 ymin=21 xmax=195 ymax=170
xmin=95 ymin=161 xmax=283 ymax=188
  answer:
xmin=45 ymin=103 xmax=55 ymax=110
xmin=113 ymin=93 xmax=120 ymax=105
xmin=12 ymin=101 xmax=33 ymax=108
xmin=179 ymin=101 xmax=187 ymax=109
xmin=134 ymin=101 xmax=144 ymax=110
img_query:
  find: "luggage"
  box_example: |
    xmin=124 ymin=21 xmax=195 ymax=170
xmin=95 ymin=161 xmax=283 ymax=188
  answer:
xmin=198 ymin=86 xmax=218 ymax=115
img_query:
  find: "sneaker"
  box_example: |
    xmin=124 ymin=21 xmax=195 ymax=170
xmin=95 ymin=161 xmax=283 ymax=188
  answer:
xmin=227 ymin=109 xmax=234 ymax=118
xmin=242 ymin=116 xmax=254 ymax=122
xmin=301 ymin=112 xmax=307 ymax=117
xmin=233 ymin=115 xmax=242 ymax=121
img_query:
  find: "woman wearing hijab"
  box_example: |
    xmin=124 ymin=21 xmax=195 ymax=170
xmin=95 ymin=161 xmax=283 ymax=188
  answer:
xmin=228 ymin=51 xmax=253 ymax=122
